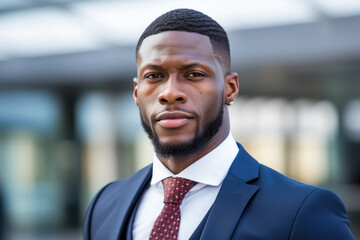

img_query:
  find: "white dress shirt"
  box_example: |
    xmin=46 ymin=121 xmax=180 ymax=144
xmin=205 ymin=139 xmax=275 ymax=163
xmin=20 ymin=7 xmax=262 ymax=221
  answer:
xmin=132 ymin=133 xmax=239 ymax=240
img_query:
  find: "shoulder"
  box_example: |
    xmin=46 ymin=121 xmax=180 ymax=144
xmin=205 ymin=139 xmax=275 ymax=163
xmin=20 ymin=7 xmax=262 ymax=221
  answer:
xmin=233 ymin=143 xmax=349 ymax=214
xmin=289 ymin=185 xmax=354 ymax=239
xmin=255 ymin=164 xmax=354 ymax=239
xmin=255 ymin=163 xmax=340 ymax=210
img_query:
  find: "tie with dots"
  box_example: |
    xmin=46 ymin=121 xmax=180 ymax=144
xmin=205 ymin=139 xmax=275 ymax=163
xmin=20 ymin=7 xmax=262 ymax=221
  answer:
xmin=149 ymin=177 xmax=197 ymax=240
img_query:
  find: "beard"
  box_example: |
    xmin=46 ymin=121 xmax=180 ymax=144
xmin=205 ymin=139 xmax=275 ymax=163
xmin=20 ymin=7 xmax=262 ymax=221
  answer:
xmin=140 ymin=102 xmax=224 ymax=158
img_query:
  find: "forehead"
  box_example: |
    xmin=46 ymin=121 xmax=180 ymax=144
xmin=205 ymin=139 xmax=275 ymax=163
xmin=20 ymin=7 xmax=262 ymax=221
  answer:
xmin=137 ymin=31 xmax=218 ymax=68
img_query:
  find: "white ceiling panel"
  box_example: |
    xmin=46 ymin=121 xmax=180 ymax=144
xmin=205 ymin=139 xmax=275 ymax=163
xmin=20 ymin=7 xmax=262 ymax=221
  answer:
xmin=0 ymin=7 xmax=104 ymax=58
xmin=197 ymin=0 xmax=317 ymax=30
xmin=312 ymin=0 xmax=360 ymax=17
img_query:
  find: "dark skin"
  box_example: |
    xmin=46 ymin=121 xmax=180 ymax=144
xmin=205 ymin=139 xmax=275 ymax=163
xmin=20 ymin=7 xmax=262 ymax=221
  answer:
xmin=133 ymin=31 xmax=239 ymax=174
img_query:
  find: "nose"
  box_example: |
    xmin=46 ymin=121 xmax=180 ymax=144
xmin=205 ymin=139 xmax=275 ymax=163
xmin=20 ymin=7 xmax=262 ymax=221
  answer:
xmin=158 ymin=76 xmax=187 ymax=105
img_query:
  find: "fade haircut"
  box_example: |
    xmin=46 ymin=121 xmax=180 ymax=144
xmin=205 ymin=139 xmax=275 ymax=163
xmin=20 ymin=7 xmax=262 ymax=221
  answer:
xmin=135 ymin=8 xmax=231 ymax=74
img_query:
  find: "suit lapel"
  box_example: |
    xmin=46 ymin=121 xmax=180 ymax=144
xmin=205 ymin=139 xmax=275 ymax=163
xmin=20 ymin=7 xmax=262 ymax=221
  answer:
xmin=110 ymin=165 xmax=153 ymax=240
xmin=197 ymin=143 xmax=260 ymax=240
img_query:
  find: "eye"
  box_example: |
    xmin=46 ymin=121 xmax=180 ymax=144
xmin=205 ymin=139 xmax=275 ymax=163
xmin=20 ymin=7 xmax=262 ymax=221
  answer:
xmin=144 ymin=73 xmax=164 ymax=81
xmin=186 ymin=72 xmax=206 ymax=80
xmin=188 ymin=72 xmax=203 ymax=77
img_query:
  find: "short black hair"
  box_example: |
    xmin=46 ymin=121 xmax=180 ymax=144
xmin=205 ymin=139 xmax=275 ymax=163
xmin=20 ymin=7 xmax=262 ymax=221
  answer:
xmin=136 ymin=8 xmax=231 ymax=73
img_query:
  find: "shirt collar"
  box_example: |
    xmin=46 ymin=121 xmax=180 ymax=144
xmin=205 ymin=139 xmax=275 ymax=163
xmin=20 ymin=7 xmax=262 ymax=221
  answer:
xmin=151 ymin=132 xmax=239 ymax=186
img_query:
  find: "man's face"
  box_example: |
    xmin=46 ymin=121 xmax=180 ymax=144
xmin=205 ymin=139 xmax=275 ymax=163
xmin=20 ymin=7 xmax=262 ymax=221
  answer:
xmin=134 ymin=31 xmax=228 ymax=157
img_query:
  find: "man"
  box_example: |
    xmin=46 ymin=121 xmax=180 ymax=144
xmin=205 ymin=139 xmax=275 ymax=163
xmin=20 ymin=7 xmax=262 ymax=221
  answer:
xmin=84 ymin=9 xmax=355 ymax=240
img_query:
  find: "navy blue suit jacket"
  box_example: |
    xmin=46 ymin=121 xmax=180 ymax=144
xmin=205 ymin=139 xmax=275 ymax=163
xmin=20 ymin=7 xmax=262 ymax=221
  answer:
xmin=83 ymin=143 xmax=355 ymax=239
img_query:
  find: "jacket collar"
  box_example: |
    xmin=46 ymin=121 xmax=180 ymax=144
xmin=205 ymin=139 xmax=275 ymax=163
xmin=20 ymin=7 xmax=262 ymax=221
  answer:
xmin=191 ymin=143 xmax=260 ymax=240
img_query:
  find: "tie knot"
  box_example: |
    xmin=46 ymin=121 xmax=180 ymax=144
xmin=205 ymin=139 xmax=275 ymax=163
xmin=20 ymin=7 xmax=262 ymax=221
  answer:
xmin=162 ymin=177 xmax=197 ymax=205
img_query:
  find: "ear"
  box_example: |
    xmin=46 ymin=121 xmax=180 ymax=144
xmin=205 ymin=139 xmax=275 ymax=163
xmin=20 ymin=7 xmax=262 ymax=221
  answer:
xmin=224 ymin=72 xmax=239 ymax=105
xmin=133 ymin=77 xmax=139 ymax=107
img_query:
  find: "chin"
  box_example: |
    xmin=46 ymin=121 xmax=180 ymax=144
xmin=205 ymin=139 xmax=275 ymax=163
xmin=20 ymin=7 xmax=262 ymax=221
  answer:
xmin=158 ymin=135 xmax=195 ymax=146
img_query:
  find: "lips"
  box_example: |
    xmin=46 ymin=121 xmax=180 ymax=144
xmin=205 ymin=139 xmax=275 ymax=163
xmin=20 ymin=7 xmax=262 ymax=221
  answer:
xmin=156 ymin=111 xmax=194 ymax=128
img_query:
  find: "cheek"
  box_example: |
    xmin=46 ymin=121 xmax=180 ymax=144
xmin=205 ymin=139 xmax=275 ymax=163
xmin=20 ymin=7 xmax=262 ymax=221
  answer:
xmin=197 ymin=91 xmax=223 ymax=121
xmin=137 ymin=86 xmax=158 ymax=124
xmin=138 ymin=101 xmax=152 ymax=124
xmin=137 ymin=84 xmax=154 ymax=102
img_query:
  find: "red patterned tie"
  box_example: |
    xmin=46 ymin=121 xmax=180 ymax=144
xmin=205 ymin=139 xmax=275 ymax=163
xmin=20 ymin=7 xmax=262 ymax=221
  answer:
xmin=149 ymin=177 xmax=197 ymax=240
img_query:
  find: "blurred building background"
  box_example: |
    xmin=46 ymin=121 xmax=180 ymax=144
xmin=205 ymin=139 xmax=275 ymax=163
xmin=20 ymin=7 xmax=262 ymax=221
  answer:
xmin=0 ymin=0 xmax=360 ymax=239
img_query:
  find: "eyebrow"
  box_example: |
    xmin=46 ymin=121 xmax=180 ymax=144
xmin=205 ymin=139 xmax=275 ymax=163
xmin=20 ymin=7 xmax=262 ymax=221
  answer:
xmin=179 ymin=63 xmax=205 ymax=70
xmin=141 ymin=62 xmax=210 ymax=71
xmin=141 ymin=64 xmax=164 ymax=71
